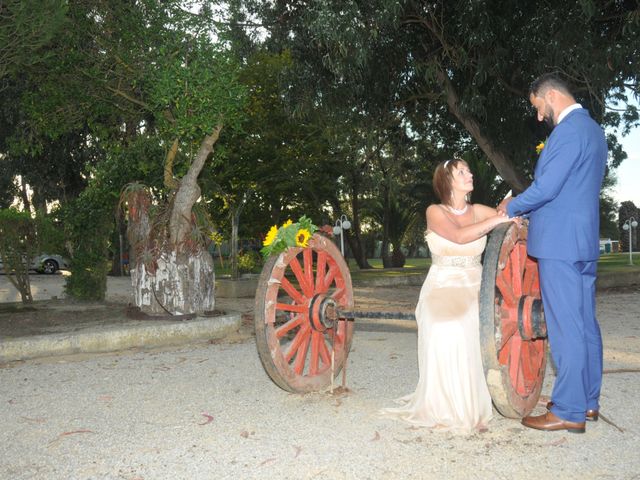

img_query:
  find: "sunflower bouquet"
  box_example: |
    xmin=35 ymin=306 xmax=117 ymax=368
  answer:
xmin=260 ymin=215 xmax=318 ymax=259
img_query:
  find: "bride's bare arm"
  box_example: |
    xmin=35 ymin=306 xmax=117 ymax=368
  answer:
xmin=426 ymin=204 xmax=515 ymax=245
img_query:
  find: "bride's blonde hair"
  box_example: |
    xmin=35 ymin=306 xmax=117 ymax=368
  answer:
xmin=433 ymin=159 xmax=469 ymax=206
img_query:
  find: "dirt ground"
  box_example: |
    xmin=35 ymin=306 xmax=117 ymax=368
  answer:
xmin=0 ymin=273 xmax=425 ymax=340
xmin=1 ymin=272 xmax=639 ymax=342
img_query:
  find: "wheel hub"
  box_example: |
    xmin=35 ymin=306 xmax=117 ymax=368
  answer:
xmin=517 ymin=295 xmax=546 ymax=340
xmin=309 ymin=294 xmax=338 ymax=332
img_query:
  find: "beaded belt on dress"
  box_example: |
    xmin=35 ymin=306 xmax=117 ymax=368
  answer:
xmin=430 ymin=253 xmax=481 ymax=268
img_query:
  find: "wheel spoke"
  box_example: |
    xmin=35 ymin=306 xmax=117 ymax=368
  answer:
xmin=285 ymin=324 xmax=311 ymax=364
xmin=275 ymin=303 xmax=306 ymax=314
xmin=318 ymin=335 xmax=331 ymax=366
xmin=292 ymin=330 xmax=311 ymax=375
xmin=275 ymin=314 xmax=305 ymax=338
xmin=323 ymin=262 xmax=338 ymax=290
xmin=523 ymin=258 xmax=540 ymax=296
xmin=280 ymin=276 xmax=306 ymax=305
xmin=520 ymin=342 xmax=535 ymax=391
xmin=498 ymin=318 xmax=518 ymax=353
xmin=332 ymin=287 xmax=346 ymax=303
xmin=315 ymin=251 xmax=328 ymax=292
xmin=303 ymin=249 xmax=314 ymax=293
xmin=496 ymin=271 xmax=517 ymax=307
xmin=508 ymin=338 xmax=522 ymax=391
xmin=509 ymin=244 xmax=524 ymax=295
xmin=289 ymin=257 xmax=314 ymax=298
xmin=309 ymin=331 xmax=322 ymax=375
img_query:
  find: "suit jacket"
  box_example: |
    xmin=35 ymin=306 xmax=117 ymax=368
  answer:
xmin=507 ymin=108 xmax=607 ymax=261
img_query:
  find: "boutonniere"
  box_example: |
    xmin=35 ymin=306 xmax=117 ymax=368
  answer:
xmin=535 ymin=140 xmax=545 ymax=155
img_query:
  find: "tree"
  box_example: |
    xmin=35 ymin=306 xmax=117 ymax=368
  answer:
xmin=0 ymin=209 xmax=37 ymax=303
xmin=236 ymin=0 xmax=639 ymax=191
xmin=9 ymin=1 xmax=247 ymax=313
xmin=0 ymin=0 xmax=67 ymax=84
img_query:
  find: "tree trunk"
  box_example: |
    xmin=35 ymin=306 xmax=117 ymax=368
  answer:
xmin=380 ymin=181 xmax=392 ymax=268
xmin=436 ymin=68 xmax=529 ymax=194
xmin=230 ymin=209 xmax=240 ymax=280
xmin=131 ymin=247 xmax=215 ymax=315
xmin=169 ymin=126 xmax=222 ymax=244
xmin=129 ymin=125 xmax=223 ymax=316
xmin=330 ymin=191 xmax=371 ymax=269
xmin=229 ymin=190 xmax=250 ymax=281
xmin=19 ymin=180 xmax=31 ymax=213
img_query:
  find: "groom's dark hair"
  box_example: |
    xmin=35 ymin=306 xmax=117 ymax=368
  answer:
xmin=530 ymin=73 xmax=574 ymax=98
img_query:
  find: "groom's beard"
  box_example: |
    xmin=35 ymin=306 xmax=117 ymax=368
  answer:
xmin=543 ymin=104 xmax=556 ymax=128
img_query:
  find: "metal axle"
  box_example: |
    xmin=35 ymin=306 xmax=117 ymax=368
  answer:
xmin=336 ymin=309 xmax=416 ymax=321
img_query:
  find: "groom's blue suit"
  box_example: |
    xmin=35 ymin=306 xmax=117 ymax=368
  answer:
xmin=507 ymin=107 xmax=607 ymax=423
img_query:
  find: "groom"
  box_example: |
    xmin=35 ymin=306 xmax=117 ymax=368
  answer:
xmin=498 ymin=73 xmax=607 ymax=433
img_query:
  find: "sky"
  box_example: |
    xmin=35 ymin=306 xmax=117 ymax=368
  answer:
xmin=611 ymin=126 xmax=640 ymax=208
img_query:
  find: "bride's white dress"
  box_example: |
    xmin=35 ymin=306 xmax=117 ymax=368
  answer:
xmin=380 ymin=230 xmax=493 ymax=434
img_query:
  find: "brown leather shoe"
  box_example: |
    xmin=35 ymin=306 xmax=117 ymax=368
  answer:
xmin=522 ymin=411 xmax=586 ymax=433
xmin=546 ymin=401 xmax=599 ymax=421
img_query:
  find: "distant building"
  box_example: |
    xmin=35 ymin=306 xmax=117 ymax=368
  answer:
xmin=599 ymin=238 xmax=619 ymax=254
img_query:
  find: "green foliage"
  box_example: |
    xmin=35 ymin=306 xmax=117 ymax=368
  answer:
xmin=0 ymin=208 xmax=38 ymax=303
xmin=245 ymin=0 xmax=638 ymax=184
xmin=0 ymin=0 xmax=67 ymax=81
xmin=0 ymin=208 xmax=37 ymax=267
xmin=237 ymin=250 xmax=262 ymax=274
xmin=62 ymin=188 xmax=113 ymax=301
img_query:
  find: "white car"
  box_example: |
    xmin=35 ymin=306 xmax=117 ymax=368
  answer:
xmin=0 ymin=254 xmax=70 ymax=274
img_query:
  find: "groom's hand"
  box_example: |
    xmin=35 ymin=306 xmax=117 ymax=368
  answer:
xmin=497 ymin=196 xmax=512 ymax=216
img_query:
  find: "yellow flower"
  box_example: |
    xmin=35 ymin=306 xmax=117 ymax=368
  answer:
xmin=282 ymin=219 xmax=293 ymax=228
xmin=535 ymin=142 xmax=545 ymax=155
xmin=263 ymin=225 xmax=278 ymax=246
xmin=295 ymin=228 xmax=311 ymax=247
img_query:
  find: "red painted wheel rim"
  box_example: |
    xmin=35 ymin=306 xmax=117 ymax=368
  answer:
xmin=480 ymin=223 xmax=548 ymax=418
xmin=495 ymin=231 xmax=546 ymax=396
xmin=254 ymin=234 xmax=354 ymax=393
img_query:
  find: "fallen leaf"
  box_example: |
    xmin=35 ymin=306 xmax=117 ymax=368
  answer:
xmin=371 ymin=431 xmax=380 ymax=441
xmin=260 ymin=458 xmax=277 ymax=466
xmin=20 ymin=416 xmax=46 ymax=424
xmin=293 ymin=445 xmax=302 ymax=458
xmin=198 ymin=413 xmax=214 ymax=425
xmin=49 ymin=429 xmax=94 ymax=445
xmin=545 ymin=437 xmax=567 ymax=446
xmin=240 ymin=430 xmax=249 ymax=438
xmin=60 ymin=429 xmax=94 ymax=437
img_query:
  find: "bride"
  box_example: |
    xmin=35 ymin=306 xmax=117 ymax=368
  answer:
xmin=380 ymin=158 xmax=516 ymax=434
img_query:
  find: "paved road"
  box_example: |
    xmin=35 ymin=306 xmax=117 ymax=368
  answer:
xmin=1 ymin=286 xmax=639 ymax=479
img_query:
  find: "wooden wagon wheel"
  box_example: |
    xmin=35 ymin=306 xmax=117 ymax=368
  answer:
xmin=479 ymin=222 xmax=548 ymax=419
xmin=254 ymin=233 xmax=354 ymax=393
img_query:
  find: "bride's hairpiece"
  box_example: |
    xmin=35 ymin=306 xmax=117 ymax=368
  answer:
xmin=443 ymin=160 xmax=451 ymax=168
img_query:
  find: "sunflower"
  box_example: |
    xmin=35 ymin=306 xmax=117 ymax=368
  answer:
xmin=295 ymin=228 xmax=311 ymax=247
xmin=282 ymin=219 xmax=293 ymax=228
xmin=263 ymin=225 xmax=279 ymax=246
xmin=535 ymin=141 xmax=545 ymax=155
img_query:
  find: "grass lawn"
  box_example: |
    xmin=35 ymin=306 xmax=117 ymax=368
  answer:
xmin=213 ymin=253 xmax=640 ymax=280
xmin=596 ymin=253 xmax=640 ymax=274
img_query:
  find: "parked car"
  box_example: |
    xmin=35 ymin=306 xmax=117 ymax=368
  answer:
xmin=0 ymin=254 xmax=70 ymax=274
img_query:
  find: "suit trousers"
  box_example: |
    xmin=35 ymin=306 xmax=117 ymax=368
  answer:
xmin=537 ymin=258 xmax=603 ymax=423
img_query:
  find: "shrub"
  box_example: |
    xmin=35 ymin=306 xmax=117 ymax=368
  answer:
xmin=238 ymin=249 xmax=262 ymax=274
